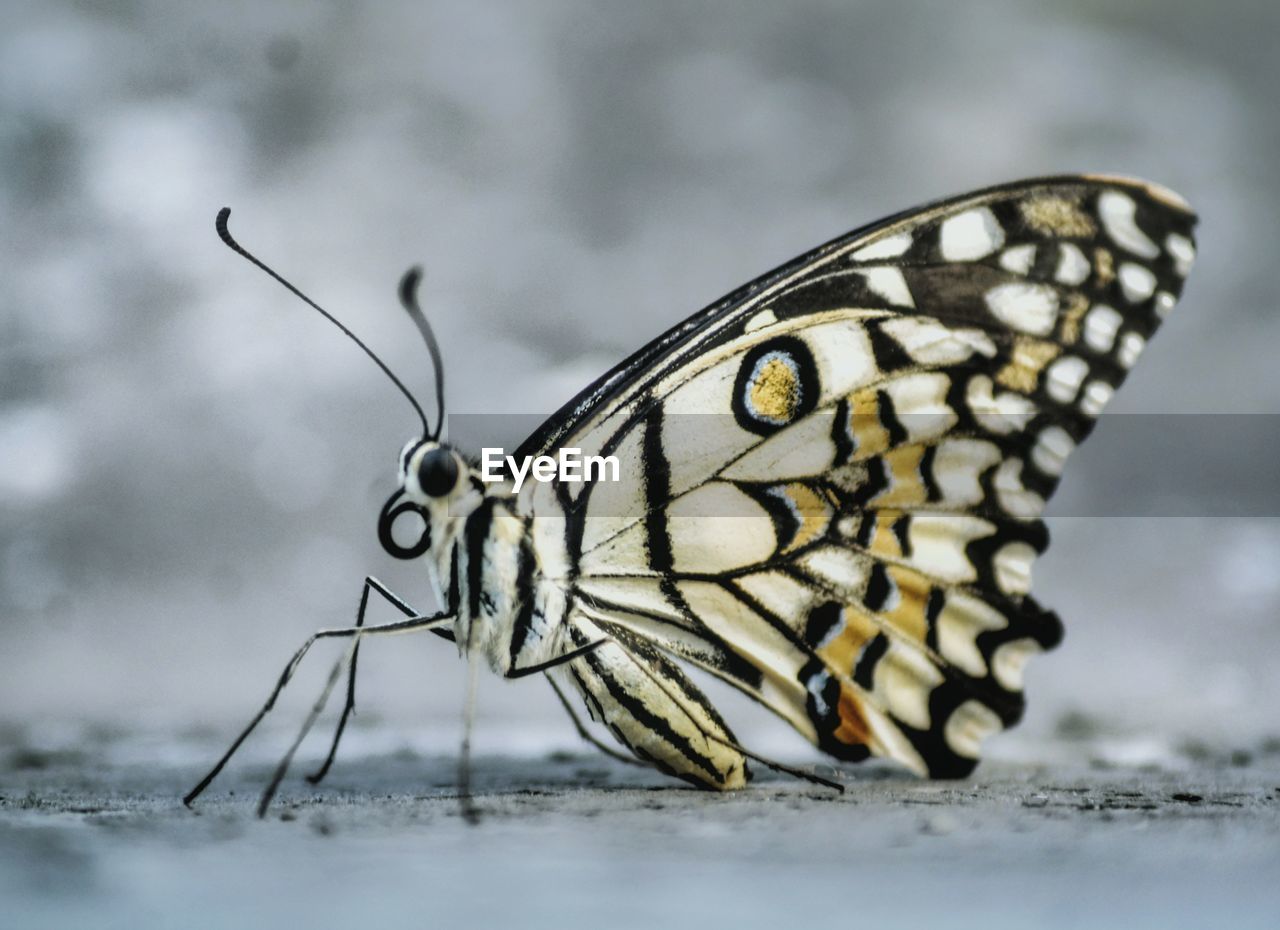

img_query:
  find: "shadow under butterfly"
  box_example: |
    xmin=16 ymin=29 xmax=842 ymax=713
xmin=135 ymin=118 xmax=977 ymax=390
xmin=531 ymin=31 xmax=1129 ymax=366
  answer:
xmin=184 ymin=175 xmax=1198 ymax=820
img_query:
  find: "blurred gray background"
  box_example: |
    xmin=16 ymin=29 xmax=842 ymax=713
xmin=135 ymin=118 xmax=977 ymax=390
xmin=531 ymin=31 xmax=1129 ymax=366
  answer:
xmin=3 ymin=0 xmax=1279 ymax=767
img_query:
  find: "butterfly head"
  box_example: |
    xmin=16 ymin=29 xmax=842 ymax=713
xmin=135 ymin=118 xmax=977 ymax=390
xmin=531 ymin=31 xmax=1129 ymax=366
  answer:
xmin=377 ymin=438 xmax=474 ymax=560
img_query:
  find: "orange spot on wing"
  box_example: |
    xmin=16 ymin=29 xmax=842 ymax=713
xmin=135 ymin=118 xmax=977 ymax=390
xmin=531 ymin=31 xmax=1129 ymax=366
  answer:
xmin=881 ymin=564 xmax=930 ymax=642
xmin=1093 ymin=247 xmax=1116 ymax=286
xmin=1058 ymin=293 xmax=1089 ymax=344
xmin=873 ymin=446 xmax=927 ymax=506
xmin=749 ymin=357 xmax=800 ymax=423
xmin=1019 ymin=195 xmax=1096 ymax=237
xmin=833 ymin=685 xmax=872 ymax=746
xmin=867 ymin=510 xmax=905 ymax=559
xmin=995 ymin=337 xmax=1060 ymax=393
xmin=778 ymin=482 xmax=834 ymax=552
xmin=818 ymin=607 xmax=879 ymax=673
xmin=848 ymin=390 xmax=891 ymax=459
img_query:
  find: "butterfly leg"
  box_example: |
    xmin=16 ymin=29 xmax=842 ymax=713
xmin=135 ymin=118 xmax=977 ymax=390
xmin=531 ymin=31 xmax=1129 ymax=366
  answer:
xmin=184 ymin=587 xmax=453 ymax=814
xmin=306 ymin=578 xmax=455 ymax=786
xmin=452 ymin=635 xmax=614 ymax=824
xmin=458 ymin=648 xmax=482 ymax=825
xmin=559 ymin=617 xmax=749 ymax=790
xmin=503 ymin=637 xmax=610 ymax=678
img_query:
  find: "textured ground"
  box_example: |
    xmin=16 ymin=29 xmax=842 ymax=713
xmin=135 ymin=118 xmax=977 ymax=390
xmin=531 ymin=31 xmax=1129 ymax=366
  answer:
xmin=3 ymin=727 xmax=1278 ymax=929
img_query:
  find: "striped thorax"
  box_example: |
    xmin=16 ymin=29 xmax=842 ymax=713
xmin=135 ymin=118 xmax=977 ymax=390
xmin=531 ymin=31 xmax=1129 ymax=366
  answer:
xmin=399 ymin=440 xmax=558 ymax=675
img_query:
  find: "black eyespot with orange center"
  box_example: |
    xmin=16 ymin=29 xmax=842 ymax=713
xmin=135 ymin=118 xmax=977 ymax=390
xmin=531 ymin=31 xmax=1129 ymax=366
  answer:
xmin=732 ymin=336 xmax=819 ymax=435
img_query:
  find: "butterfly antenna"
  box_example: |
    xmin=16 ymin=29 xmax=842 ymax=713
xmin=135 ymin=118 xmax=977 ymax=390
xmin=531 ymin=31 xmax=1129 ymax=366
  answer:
xmin=397 ymin=266 xmax=446 ymax=441
xmin=215 ymin=208 xmax=432 ymax=438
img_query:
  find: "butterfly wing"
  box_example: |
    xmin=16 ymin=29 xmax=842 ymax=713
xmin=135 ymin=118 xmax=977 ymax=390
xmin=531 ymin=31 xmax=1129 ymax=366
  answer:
xmin=519 ymin=176 xmax=1197 ymax=777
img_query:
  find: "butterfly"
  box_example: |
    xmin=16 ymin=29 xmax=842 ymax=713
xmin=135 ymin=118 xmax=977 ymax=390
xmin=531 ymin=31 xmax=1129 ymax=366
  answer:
xmin=186 ymin=175 xmax=1197 ymax=815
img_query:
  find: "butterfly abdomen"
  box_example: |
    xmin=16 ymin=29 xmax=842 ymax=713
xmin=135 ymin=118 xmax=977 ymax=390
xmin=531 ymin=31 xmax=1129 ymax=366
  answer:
xmin=559 ymin=618 xmax=750 ymax=789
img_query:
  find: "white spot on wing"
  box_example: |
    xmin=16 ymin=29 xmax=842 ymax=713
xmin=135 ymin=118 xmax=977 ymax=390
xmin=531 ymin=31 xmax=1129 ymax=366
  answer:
xmin=935 ymin=591 xmax=1006 ymax=676
xmin=991 ymin=637 xmax=1041 ymax=691
xmin=1083 ymin=305 xmax=1122 ymax=352
xmin=1117 ymin=332 xmax=1145 ymax=369
xmin=883 ymin=372 xmax=957 ymax=441
xmin=1079 ymin=380 xmax=1114 ymax=417
xmin=1098 ymin=191 xmax=1160 ymax=258
xmin=801 ymin=316 xmax=882 ymax=401
xmin=1165 ymin=233 xmax=1195 ymax=277
xmin=799 ymin=546 xmax=868 ymax=593
xmin=932 ymin=439 xmax=1001 ymax=506
xmin=993 ymin=458 xmax=1045 ymax=520
xmin=878 ymin=645 xmax=942 ymax=731
xmin=861 ymin=267 xmax=915 ymax=307
xmin=906 ymin=514 xmax=993 ymax=584
xmin=1155 ymin=291 xmax=1177 ymax=318
xmin=965 ymin=374 xmax=1036 ymax=435
xmin=1031 ymin=426 xmax=1074 ymax=477
xmin=943 ymin=699 xmax=1002 ymax=759
xmin=940 ymin=207 xmax=1005 ymax=261
xmin=1119 ymin=263 xmax=1156 ymax=303
xmin=985 ymin=282 xmax=1059 ymax=336
xmin=744 ymin=309 xmax=777 ymax=332
xmin=1045 ymin=355 xmax=1088 ymax=404
xmin=1054 ymin=242 xmax=1091 ymax=285
xmin=852 ymin=232 xmax=912 ymax=261
xmin=998 ymin=244 xmax=1036 ymax=275
xmin=880 ymin=318 xmax=996 ymax=365
xmin=993 ymin=541 xmax=1036 ymax=595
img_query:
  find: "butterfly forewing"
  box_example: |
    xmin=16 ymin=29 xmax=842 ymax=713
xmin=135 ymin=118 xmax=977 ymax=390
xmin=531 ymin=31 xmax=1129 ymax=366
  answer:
xmin=522 ymin=176 xmax=1196 ymax=778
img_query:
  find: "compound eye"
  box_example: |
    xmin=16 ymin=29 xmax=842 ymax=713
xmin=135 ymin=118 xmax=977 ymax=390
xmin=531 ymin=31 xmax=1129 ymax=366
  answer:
xmin=417 ymin=448 xmax=459 ymax=497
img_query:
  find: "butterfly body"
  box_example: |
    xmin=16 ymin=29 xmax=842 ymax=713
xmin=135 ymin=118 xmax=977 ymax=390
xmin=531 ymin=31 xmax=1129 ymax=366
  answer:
xmin=398 ymin=445 xmax=750 ymax=787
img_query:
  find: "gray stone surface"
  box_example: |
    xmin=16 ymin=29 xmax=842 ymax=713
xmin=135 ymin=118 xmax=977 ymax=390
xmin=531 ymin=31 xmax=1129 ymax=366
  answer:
xmin=3 ymin=727 xmax=1278 ymax=928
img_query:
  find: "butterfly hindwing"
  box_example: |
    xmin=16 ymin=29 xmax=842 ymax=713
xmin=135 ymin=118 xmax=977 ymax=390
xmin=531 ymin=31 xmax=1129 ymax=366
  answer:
xmin=522 ymin=176 xmax=1196 ymax=778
